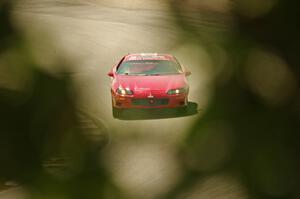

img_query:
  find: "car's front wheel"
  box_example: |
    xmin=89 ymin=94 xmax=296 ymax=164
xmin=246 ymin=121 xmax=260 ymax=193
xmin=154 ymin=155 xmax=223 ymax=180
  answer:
xmin=112 ymin=107 xmax=122 ymax=118
xmin=179 ymin=98 xmax=189 ymax=114
xmin=111 ymin=96 xmax=121 ymax=118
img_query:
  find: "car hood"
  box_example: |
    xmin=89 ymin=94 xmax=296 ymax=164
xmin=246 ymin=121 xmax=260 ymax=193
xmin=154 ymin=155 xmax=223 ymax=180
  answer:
xmin=115 ymin=74 xmax=187 ymax=91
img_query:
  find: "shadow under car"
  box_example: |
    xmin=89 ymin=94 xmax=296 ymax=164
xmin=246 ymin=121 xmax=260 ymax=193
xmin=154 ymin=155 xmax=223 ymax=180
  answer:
xmin=113 ymin=101 xmax=198 ymax=120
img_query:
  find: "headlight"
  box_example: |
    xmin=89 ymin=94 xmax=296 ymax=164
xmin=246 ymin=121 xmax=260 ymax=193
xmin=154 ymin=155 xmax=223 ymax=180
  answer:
xmin=167 ymin=88 xmax=186 ymax=95
xmin=116 ymin=87 xmax=133 ymax=95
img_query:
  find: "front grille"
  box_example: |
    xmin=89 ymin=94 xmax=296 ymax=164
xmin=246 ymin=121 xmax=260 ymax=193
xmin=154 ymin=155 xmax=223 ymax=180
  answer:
xmin=132 ymin=98 xmax=169 ymax=106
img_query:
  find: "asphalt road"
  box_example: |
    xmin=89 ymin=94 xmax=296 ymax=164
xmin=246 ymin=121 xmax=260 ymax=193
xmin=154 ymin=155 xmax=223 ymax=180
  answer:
xmin=3 ymin=1 xmax=226 ymax=198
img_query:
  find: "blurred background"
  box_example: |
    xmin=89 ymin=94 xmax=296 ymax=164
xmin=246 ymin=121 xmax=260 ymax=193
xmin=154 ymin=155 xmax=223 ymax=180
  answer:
xmin=0 ymin=0 xmax=300 ymax=198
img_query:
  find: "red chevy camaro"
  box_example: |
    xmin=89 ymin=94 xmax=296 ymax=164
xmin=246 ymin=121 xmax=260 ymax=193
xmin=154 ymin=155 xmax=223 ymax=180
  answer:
xmin=107 ymin=53 xmax=191 ymax=117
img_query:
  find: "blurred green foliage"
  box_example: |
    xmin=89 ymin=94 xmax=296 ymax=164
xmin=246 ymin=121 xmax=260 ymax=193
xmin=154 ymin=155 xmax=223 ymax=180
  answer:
xmin=0 ymin=1 xmax=122 ymax=198
xmin=167 ymin=0 xmax=300 ymax=198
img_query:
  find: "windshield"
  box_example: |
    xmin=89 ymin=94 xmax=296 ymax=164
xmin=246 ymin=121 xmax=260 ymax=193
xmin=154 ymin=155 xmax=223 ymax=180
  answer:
xmin=116 ymin=60 xmax=182 ymax=75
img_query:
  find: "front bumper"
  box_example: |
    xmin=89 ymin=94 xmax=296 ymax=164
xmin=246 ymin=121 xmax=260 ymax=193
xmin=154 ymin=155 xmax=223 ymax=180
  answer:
xmin=112 ymin=92 xmax=188 ymax=109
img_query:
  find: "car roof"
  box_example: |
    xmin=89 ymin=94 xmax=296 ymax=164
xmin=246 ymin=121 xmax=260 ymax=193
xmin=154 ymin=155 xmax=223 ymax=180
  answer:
xmin=123 ymin=53 xmax=176 ymax=62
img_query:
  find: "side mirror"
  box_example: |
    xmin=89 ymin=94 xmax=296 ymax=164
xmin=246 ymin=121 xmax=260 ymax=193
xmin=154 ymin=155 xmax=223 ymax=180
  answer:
xmin=107 ymin=71 xmax=114 ymax=77
xmin=185 ymin=71 xmax=191 ymax=76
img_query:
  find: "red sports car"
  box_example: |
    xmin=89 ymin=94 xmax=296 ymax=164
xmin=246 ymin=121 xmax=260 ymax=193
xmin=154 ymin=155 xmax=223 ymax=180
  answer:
xmin=107 ymin=53 xmax=191 ymax=117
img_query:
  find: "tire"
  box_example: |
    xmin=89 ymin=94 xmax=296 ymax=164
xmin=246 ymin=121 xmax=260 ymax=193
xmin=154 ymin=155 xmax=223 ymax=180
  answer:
xmin=111 ymin=96 xmax=120 ymax=118
xmin=112 ymin=107 xmax=122 ymax=118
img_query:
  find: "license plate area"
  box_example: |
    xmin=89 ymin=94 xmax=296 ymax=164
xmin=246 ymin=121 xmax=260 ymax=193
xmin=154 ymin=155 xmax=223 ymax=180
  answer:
xmin=132 ymin=98 xmax=169 ymax=106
